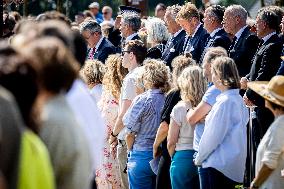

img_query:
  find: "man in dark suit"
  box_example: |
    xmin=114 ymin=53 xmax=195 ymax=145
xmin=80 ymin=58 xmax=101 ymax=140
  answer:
xmin=223 ymin=5 xmax=260 ymax=77
xmin=80 ymin=20 xmax=116 ymax=63
xmin=162 ymin=5 xmax=186 ymax=69
xmin=242 ymin=9 xmax=283 ymax=183
xmin=176 ymin=3 xmax=209 ymax=64
xmin=108 ymin=7 xmax=141 ymax=52
xmin=201 ymin=5 xmax=231 ymax=63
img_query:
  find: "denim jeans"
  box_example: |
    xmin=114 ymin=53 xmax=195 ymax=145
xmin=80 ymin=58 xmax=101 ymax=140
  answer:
xmin=170 ymin=150 xmax=199 ymax=189
xmin=127 ymin=150 xmax=156 ymax=189
xmin=198 ymin=167 xmax=239 ymax=189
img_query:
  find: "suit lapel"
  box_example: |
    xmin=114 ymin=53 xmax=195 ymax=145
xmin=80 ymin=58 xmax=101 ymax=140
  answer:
xmin=94 ymin=38 xmax=105 ymax=59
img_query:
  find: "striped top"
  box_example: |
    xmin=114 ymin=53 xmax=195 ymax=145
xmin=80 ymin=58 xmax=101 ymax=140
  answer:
xmin=123 ymin=89 xmax=165 ymax=151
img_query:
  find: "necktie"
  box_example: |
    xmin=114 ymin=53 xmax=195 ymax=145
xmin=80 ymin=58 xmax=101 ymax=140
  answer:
xmin=229 ymin=36 xmax=237 ymax=51
xmin=88 ymin=47 xmax=96 ymax=60
xmin=184 ymin=36 xmax=192 ymax=53
xmin=206 ymin=36 xmax=213 ymax=48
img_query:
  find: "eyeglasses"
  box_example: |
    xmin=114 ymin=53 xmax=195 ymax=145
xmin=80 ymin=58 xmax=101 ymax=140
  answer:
xmin=102 ymin=12 xmax=109 ymax=15
xmin=121 ymin=50 xmax=131 ymax=56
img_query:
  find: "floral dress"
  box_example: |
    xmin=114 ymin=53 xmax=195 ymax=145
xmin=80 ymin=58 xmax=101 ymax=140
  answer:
xmin=96 ymin=91 xmax=122 ymax=189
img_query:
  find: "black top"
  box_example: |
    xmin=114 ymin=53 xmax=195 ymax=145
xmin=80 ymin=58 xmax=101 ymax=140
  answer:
xmin=160 ymin=89 xmax=181 ymax=159
xmin=146 ymin=44 xmax=165 ymax=59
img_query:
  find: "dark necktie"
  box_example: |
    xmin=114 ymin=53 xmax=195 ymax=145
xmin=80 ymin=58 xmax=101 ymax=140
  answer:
xmin=184 ymin=36 xmax=192 ymax=53
xmin=229 ymin=36 xmax=238 ymax=51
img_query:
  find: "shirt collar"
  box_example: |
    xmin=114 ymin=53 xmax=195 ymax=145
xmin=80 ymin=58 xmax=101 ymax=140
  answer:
xmin=126 ymin=33 xmax=138 ymax=42
xmin=235 ymin=25 xmax=248 ymax=40
xmin=95 ymin=37 xmax=104 ymax=51
xmin=173 ymin=29 xmax=183 ymax=38
xmin=191 ymin=23 xmax=202 ymax=38
xmin=262 ymin=31 xmax=276 ymax=44
xmin=210 ymin=27 xmax=222 ymax=38
xmin=218 ymin=89 xmax=239 ymax=98
xmin=148 ymin=89 xmax=162 ymax=94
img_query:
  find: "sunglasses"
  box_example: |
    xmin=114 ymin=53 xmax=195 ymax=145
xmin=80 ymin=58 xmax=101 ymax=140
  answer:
xmin=102 ymin=12 xmax=109 ymax=15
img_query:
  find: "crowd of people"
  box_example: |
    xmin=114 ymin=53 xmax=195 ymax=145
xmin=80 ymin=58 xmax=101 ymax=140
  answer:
xmin=1 ymin=1 xmax=284 ymax=189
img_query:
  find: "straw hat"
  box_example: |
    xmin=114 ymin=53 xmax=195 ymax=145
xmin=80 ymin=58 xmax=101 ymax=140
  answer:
xmin=247 ymin=75 xmax=284 ymax=107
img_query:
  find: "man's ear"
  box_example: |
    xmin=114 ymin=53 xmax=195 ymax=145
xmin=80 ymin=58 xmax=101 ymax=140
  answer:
xmin=235 ymin=16 xmax=240 ymax=24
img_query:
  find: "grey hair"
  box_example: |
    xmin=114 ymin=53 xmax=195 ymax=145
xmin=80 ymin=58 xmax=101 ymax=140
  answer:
xmin=123 ymin=13 xmax=141 ymax=32
xmin=225 ymin=5 xmax=247 ymax=22
xmin=79 ymin=20 xmax=101 ymax=34
xmin=146 ymin=17 xmax=169 ymax=43
xmin=203 ymin=47 xmax=228 ymax=65
xmin=166 ymin=4 xmax=182 ymax=20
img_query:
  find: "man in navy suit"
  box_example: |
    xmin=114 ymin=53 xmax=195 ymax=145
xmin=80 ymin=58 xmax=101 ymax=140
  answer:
xmin=176 ymin=2 xmax=209 ymax=64
xmin=108 ymin=9 xmax=141 ymax=52
xmin=201 ymin=5 xmax=231 ymax=63
xmin=241 ymin=10 xmax=283 ymax=183
xmin=80 ymin=20 xmax=116 ymax=63
xmin=162 ymin=5 xmax=186 ymax=69
xmin=224 ymin=5 xmax=260 ymax=77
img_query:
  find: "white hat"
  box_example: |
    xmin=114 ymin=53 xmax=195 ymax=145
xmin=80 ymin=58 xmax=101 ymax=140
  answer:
xmin=89 ymin=2 xmax=100 ymax=9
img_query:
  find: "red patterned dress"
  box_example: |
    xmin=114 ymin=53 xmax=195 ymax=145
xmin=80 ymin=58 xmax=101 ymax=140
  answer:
xmin=96 ymin=91 xmax=122 ymax=189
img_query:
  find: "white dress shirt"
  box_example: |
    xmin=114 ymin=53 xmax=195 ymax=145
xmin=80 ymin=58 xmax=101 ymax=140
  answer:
xmin=255 ymin=115 xmax=284 ymax=189
xmin=195 ymin=89 xmax=249 ymax=182
xmin=66 ymin=79 xmax=106 ymax=174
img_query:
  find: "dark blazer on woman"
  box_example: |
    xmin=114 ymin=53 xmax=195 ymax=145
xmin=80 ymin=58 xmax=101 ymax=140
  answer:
xmin=146 ymin=44 xmax=166 ymax=59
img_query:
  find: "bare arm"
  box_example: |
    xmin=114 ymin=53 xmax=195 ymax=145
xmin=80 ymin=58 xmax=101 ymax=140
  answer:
xmin=153 ymin=121 xmax=169 ymax=158
xmin=167 ymin=119 xmax=180 ymax=157
xmin=250 ymin=164 xmax=274 ymax=188
xmin=109 ymin=99 xmax=132 ymax=144
xmin=187 ymin=101 xmax=212 ymax=126
xmin=126 ymin=133 xmax=135 ymax=151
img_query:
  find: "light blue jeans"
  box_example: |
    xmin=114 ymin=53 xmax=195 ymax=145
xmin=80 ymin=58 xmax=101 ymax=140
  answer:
xmin=127 ymin=150 xmax=156 ymax=189
xmin=170 ymin=150 xmax=199 ymax=189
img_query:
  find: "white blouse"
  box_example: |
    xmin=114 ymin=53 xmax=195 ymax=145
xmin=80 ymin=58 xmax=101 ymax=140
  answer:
xmin=256 ymin=115 xmax=284 ymax=189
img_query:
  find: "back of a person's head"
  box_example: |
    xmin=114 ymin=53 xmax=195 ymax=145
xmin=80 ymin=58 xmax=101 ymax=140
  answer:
xmin=171 ymin=54 xmax=196 ymax=88
xmin=125 ymin=40 xmax=147 ymax=65
xmin=203 ymin=46 xmax=228 ymax=65
xmin=178 ymin=65 xmax=207 ymax=106
xmin=20 ymin=37 xmax=79 ymax=94
xmin=212 ymin=57 xmax=240 ymax=89
xmin=103 ymin=54 xmax=128 ymax=99
xmin=36 ymin=11 xmax=71 ymax=26
xmin=0 ymin=54 xmax=39 ymax=133
xmin=142 ymin=58 xmax=171 ymax=93
xmin=37 ymin=20 xmax=75 ymax=53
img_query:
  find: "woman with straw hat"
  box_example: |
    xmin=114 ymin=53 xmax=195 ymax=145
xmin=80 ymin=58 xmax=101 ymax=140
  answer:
xmin=248 ymin=75 xmax=284 ymax=189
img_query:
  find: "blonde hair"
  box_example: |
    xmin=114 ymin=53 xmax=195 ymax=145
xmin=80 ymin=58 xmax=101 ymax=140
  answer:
xmin=80 ymin=60 xmax=105 ymax=85
xmin=176 ymin=2 xmax=199 ymax=21
xmin=143 ymin=59 xmax=171 ymax=93
xmin=171 ymin=54 xmax=196 ymax=88
xmin=102 ymin=54 xmax=128 ymax=99
xmin=178 ymin=65 xmax=207 ymax=107
xmin=212 ymin=57 xmax=241 ymax=89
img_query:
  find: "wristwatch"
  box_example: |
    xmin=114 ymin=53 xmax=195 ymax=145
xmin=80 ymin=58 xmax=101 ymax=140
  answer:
xmin=111 ymin=131 xmax=118 ymax=137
